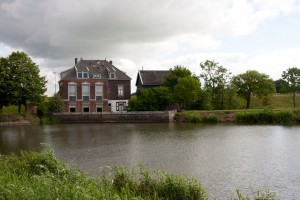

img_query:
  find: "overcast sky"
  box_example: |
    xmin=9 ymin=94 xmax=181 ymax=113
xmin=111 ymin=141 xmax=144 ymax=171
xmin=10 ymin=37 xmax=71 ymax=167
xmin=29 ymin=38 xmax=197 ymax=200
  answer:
xmin=1 ymin=0 xmax=300 ymax=96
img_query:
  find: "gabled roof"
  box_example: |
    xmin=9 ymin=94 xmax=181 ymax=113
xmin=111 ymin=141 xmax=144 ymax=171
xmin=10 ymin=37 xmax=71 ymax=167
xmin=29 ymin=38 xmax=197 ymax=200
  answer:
xmin=60 ymin=59 xmax=131 ymax=80
xmin=136 ymin=70 xmax=170 ymax=86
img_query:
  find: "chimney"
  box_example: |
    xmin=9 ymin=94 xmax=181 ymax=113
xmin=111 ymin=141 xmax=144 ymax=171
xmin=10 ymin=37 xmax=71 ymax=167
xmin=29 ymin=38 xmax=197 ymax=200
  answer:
xmin=75 ymin=58 xmax=78 ymax=65
xmin=109 ymin=60 xmax=112 ymax=64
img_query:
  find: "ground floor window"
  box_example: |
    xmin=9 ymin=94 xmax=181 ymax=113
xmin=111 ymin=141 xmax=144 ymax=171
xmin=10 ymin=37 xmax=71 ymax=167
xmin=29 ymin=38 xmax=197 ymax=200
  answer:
xmin=69 ymin=106 xmax=76 ymax=112
xmin=83 ymin=105 xmax=90 ymax=112
xmin=116 ymin=102 xmax=126 ymax=111
xmin=96 ymin=105 xmax=102 ymax=112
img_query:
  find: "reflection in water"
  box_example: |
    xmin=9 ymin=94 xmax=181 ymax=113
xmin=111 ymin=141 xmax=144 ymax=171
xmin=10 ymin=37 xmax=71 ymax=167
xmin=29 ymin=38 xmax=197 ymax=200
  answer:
xmin=1 ymin=123 xmax=300 ymax=199
xmin=0 ymin=126 xmax=45 ymax=154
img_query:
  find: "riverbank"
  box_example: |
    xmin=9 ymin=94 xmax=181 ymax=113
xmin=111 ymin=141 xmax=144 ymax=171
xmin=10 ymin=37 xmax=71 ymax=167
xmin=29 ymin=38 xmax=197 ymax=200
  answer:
xmin=0 ymin=151 xmax=277 ymax=200
xmin=0 ymin=114 xmax=40 ymax=126
xmin=175 ymin=109 xmax=300 ymax=124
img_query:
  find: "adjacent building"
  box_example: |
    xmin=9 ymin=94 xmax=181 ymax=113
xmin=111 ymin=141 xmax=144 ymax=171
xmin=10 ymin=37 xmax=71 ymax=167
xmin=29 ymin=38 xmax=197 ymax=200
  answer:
xmin=59 ymin=58 xmax=131 ymax=113
xmin=135 ymin=70 xmax=170 ymax=93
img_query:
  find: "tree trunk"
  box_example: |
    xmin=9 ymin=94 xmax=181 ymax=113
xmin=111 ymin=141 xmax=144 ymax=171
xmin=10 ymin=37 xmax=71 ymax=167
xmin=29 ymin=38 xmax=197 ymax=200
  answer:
xmin=293 ymin=92 xmax=296 ymax=109
xmin=24 ymin=103 xmax=27 ymax=113
xmin=246 ymin=94 xmax=251 ymax=109
xmin=0 ymin=104 xmax=3 ymax=114
xmin=18 ymin=102 xmax=21 ymax=114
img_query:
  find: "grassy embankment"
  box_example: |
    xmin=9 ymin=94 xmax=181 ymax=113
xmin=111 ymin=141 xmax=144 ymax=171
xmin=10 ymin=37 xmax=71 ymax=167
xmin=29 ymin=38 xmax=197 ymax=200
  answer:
xmin=176 ymin=94 xmax=300 ymax=123
xmin=0 ymin=151 xmax=277 ymax=200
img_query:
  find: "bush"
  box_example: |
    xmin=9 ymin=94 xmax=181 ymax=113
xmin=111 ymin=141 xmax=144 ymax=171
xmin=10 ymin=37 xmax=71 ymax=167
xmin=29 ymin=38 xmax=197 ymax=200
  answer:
xmin=201 ymin=115 xmax=219 ymax=123
xmin=236 ymin=110 xmax=293 ymax=124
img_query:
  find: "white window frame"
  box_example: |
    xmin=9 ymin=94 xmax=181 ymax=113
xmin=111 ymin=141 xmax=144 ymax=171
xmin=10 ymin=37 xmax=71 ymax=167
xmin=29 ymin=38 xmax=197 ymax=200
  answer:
xmin=116 ymin=101 xmax=126 ymax=111
xmin=96 ymin=105 xmax=103 ymax=112
xmin=83 ymin=105 xmax=90 ymax=113
xmin=68 ymin=83 xmax=77 ymax=101
xmin=69 ymin=106 xmax=76 ymax=112
xmin=83 ymin=72 xmax=89 ymax=78
xmin=118 ymin=85 xmax=124 ymax=97
xmin=82 ymin=82 xmax=90 ymax=101
xmin=95 ymin=83 xmax=103 ymax=101
xmin=77 ymin=72 xmax=83 ymax=78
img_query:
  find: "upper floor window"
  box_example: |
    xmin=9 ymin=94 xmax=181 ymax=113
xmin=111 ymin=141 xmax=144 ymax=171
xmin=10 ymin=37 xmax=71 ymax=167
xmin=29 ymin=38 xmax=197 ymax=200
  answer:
xmin=118 ymin=85 xmax=124 ymax=96
xmin=68 ymin=84 xmax=76 ymax=101
xmin=82 ymin=84 xmax=90 ymax=101
xmin=95 ymin=84 xmax=103 ymax=100
xmin=77 ymin=71 xmax=88 ymax=79
xmin=110 ymin=72 xmax=116 ymax=79
xmin=93 ymin=74 xmax=101 ymax=79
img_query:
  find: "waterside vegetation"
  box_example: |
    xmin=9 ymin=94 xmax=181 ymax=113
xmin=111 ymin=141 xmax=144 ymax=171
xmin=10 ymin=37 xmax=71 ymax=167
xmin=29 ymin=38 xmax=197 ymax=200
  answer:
xmin=0 ymin=151 xmax=278 ymax=200
xmin=176 ymin=109 xmax=300 ymax=124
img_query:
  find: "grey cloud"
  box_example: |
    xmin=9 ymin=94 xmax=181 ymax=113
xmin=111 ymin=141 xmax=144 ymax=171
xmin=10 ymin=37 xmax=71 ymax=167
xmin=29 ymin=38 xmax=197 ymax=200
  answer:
xmin=0 ymin=0 xmax=298 ymax=72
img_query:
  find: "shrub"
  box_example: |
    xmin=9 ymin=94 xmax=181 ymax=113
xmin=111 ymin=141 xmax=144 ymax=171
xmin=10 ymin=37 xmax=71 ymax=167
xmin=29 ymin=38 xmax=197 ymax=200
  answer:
xmin=236 ymin=110 xmax=293 ymax=124
xmin=201 ymin=115 xmax=219 ymax=123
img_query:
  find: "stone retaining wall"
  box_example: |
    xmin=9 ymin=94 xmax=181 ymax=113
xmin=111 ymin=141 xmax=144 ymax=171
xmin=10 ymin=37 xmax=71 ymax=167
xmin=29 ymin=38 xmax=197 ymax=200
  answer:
xmin=52 ymin=111 xmax=176 ymax=123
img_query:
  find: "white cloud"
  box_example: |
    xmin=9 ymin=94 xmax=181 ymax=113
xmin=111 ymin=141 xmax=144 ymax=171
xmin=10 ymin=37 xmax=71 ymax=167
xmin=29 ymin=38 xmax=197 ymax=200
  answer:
xmin=0 ymin=0 xmax=300 ymax=95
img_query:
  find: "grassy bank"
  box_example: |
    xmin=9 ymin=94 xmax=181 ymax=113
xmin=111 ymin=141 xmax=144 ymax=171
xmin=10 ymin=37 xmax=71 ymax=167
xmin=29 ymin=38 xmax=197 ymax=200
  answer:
xmin=176 ymin=109 xmax=300 ymax=124
xmin=0 ymin=151 xmax=277 ymax=200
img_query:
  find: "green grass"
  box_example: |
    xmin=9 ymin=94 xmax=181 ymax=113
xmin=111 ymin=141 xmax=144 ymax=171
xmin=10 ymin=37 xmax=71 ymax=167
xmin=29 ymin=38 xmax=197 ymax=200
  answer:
xmin=0 ymin=151 xmax=278 ymax=200
xmin=1 ymin=105 xmax=26 ymax=114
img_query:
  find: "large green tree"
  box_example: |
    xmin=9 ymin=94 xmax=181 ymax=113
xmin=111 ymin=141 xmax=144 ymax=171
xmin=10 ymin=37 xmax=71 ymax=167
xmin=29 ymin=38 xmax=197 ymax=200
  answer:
xmin=281 ymin=67 xmax=300 ymax=108
xmin=163 ymin=66 xmax=192 ymax=92
xmin=6 ymin=51 xmax=47 ymax=113
xmin=174 ymin=76 xmax=201 ymax=109
xmin=0 ymin=57 xmax=10 ymax=112
xmin=48 ymin=93 xmax=63 ymax=113
xmin=199 ymin=60 xmax=232 ymax=109
xmin=164 ymin=66 xmax=201 ymax=109
xmin=232 ymin=70 xmax=275 ymax=109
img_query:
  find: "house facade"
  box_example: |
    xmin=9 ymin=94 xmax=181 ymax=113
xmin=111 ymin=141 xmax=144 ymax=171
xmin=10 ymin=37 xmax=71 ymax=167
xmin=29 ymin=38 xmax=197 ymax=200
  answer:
xmin=59 ymin=58 xmax=131 ymax=113
xmin=135 ymin=70 xmax=170 ymax=92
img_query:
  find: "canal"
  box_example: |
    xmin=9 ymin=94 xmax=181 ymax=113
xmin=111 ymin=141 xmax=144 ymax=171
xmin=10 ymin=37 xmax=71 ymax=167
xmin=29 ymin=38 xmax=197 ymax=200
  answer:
xmin=1 ymin=123 xmax=300 ymax=199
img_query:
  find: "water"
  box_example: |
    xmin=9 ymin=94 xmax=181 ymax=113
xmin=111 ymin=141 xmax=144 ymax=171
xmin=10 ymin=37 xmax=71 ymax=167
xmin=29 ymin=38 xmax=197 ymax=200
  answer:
xmin=1 ymin=123 xmax=300 ymax=199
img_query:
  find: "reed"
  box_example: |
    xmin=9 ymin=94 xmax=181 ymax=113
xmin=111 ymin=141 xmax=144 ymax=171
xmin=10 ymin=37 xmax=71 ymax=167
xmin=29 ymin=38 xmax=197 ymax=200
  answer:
xmin=0 ymin=151 xmax=278 ymax=200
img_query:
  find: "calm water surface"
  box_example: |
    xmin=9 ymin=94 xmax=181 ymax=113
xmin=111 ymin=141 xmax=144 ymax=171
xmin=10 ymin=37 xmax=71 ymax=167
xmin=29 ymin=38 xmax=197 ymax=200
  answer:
xmin=1 ymin=123 xmax=300 ymax=199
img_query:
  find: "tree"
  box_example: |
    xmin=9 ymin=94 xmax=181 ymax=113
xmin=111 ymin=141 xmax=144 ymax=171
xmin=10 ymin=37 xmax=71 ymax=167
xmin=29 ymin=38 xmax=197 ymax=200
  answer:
xmin=152 ymin=86 xmax=173 ymax=110
xmin=48 ymin=93 xmax=63 ymax=113
xmin=281 ymin=67 xmax=300 ymax=108
xmin=232 ymin=70 xmax=275 ymax=109
xmin=0 ymin=57 xmax=10 ymax=112
xmin=199 ymin=60 xmax=232 ymax=109
xmin=6 ymin=51 xmax=47 ymax=113
xmin=128 ymin=87 xmax=173 ymax=111
xmin=174 ymin=76 xmax=201 ymax=109
xmin=163 ymin=66 xmax=192 ymax=92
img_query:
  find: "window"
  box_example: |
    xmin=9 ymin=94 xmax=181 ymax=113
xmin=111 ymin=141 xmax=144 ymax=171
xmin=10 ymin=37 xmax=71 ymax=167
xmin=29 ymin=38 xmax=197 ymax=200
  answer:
xmin=68 ymin=84 xmax=76 ymax=101
xmin=95 ymin=84 xmax=103 ymax=100
xmin=69 ymin=106 xmax=76 ymax=112
xmin=77 ymin=71 xmax=89 ymax=78
xmin=83 ymin=72 xmax=89 ymax=78
xmin=118 ymin=85 xmax=124 ymax=96
xmin=116 ymin=102 xmax=126 ymax=111
xmin=77 ymin=72 xmax=82 ymax=78
xmin=110 ymin=72 xmax=115 ymax=79
xmin=93 ymin=74 xmax=101 ymax=78
xmin=96 ymin=105 xmax=102 ymax=112
xmin=83 ymin=105 xmax=90 ymax=112
xmin=82 ymin=84 xmax=90 ymax=101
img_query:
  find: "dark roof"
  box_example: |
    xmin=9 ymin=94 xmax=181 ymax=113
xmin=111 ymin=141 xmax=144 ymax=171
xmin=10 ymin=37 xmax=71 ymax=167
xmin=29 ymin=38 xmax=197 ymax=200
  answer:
xmin=136 ymin=70 xmax=170 ymax=86
xmin=60 ymin=59 xmax=131 ymax=80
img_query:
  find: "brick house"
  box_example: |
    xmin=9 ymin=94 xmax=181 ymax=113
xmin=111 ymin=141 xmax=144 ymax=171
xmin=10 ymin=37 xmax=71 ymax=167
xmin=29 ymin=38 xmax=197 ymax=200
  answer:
xmin=59 ymin=58 xmax=131 ymax=113
xmin=135 ymin=70 xmax=170 ymax=93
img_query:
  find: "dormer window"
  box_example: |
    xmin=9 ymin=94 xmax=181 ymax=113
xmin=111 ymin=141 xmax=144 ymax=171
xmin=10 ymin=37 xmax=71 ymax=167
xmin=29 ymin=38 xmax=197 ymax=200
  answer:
xmin=77 ymin=71 xmax=89 ymax=79
xmin=93 ymin=74 xmax=101 ymax=79
xmin=110 ymin=72 xmax=116 ymax=79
